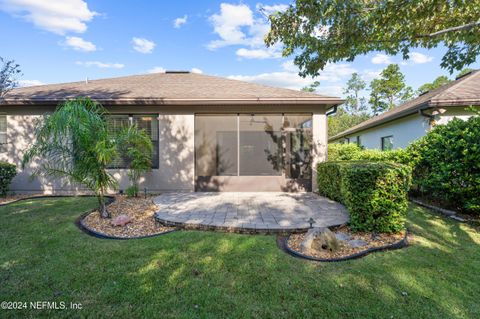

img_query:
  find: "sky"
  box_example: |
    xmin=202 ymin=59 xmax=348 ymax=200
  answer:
xmin=1 ymin=0 xmax=479 ymax=99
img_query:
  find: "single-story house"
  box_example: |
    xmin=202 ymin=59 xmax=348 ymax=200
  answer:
xmin=1 ymin=71 xmax=343 ymax=194
xmin=329 ymin=70 xmax=480 ymax=149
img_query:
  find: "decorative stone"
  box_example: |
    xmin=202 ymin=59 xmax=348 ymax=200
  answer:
xmin=348 ymin=239 xmax=368 ymax=248
xmin=335 ymin=231 xmax=351 ymax=241
xmin=111 ymin=214 xmax=132 ymax=227
xmin=300 ymin=227 xmax=339 ymax=253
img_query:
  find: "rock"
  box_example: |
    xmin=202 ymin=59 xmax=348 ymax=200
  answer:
xmin=300 ymin=227 xmax=340 ymax=253
xmin=111 ymin=214 xmax=132 ymax=227
xmin=335 ymin=231 xmax=351 ymax=241
xmin=348 ymin=239 xmax=368 ymax=248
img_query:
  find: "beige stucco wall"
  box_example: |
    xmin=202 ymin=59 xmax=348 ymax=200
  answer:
xmin=0 ymin=104 xmax=328 ymax=194
xmin=311 ymin=111 xmax=327 ymax=192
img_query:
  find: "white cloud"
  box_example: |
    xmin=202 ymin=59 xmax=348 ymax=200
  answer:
xmin=18 ymin=79 xmax=44 ymax=87
xmin=76 ymin=61 xmax=124 ymax=69
xmin=132 ymin=37 xmax=155 ymax=54
xmin=256 ymin=3 xmax=289 ymax=16
xmin=371 ymin=53 xmax=392 ymax=65
xmin=191 ymin=68 xmax=203 ymax=74
xmin=207 ymin=3 xmax=282 ymax=59
xmin=409 ymin=52 xmax=433 ymax=64
xmin=207 ymin=3 xmax=254 ymax=49
xmin=147 ymin=66 xmax=166 ymax=73
xmin=361 ymin=69 xmax=382 ymax=81
xmin=64 ymin=36 xmax=96 ymax=51
xmin=228 ymin=61 xmax=355 ymax=94
xmin=0 ymin=0 xmax=97 ymax=35
xmin=236 ymin=48 xmax=280 ymax=59
xmin=174 ymin=15 xmax=187 ymax=28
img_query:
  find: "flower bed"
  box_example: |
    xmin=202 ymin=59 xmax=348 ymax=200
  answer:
xmin=82 ymin=195 xmax=175 ymax=238
xmin=284 ymin=226 xmax=407 ymax=261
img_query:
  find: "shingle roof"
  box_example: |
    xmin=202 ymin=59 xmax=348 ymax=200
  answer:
xmin=330 ymin=70 xmax=480 ymax=141
xmin=2 ymin=72 xmax=343 ymax=106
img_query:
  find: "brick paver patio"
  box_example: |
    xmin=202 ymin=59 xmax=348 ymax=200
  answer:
xmin=154 ymin=192 xmax=349 ymax=233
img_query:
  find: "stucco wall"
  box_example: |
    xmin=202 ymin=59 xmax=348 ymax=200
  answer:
xmin=340 ymin=107 xmax=476 ymax=149
xmin=1 ymin=107 xmax=195 ymax=194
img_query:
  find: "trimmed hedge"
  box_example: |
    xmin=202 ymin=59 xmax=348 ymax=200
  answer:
xmin=328 ymin=143 xmax=411 ymax=165
xmin=317 ymin=161 xmax=412 ymax=233
xmin=406 ymin=116 xmax=480 ymax=214
xmin=0 ymin=162 xmax=16 ymax=196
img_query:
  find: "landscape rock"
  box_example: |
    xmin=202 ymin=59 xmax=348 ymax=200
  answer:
xmin=335 ymin=231 xmax=351 ymax=241
xmin=111 ymin=214 xmax=132 ymax=227
xmin=300 ymin=227 xmax=339 ymax=253
xmin=348 ymin=239 xmax=368 ymax=248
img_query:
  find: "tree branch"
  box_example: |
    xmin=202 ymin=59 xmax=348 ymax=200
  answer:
xmin=419 ymin=21 xmax=480 ymax=38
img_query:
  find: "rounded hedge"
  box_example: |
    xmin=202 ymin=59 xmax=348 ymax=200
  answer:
xmin=0 ymin=162 xmax=16 ymax=196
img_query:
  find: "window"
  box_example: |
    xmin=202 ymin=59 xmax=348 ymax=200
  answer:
xmin=0 ymin=115 xmax=6 ymax=150
xmin=106 ymin=114 xmax=159 ymax=169
xmin=344 ymin=137 xmax=350 ymax=143
xmin=381 ymin=135 xmax=393 ymax=151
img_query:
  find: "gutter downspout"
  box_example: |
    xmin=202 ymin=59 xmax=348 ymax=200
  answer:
xmin=326 ymin=105 xmax=338 ymax=116
xmin=418 ymin=108 xmax=436 ymax=127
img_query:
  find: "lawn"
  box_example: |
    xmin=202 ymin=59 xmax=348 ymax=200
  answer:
xmin=1 ymin=198 xmax=479 ymax=318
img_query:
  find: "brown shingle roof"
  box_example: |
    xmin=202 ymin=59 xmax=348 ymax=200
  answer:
xmin=330 ymin=70 xmax=480 ymax=141
xmin=3 ymin=72 xmax=343 ymax=106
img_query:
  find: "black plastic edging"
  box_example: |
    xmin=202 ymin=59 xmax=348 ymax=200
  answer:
xmin=277 ymin=230 xmax=409 ymax=262
xmin=0 ymin=194 xmax=177 ymax=240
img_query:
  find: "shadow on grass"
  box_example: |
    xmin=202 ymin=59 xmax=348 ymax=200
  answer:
xmin=0 ymin=199 xmax=479 ymax=318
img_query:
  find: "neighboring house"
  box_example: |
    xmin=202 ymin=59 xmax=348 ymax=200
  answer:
xmin=1 ymin=71 xmax=343 ymax=193
xmin=330 ymin=70 xmax=480 ymax=150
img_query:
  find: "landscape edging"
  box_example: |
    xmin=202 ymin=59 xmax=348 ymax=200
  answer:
xmin=277 ymin=230 xmax=409 ymax=262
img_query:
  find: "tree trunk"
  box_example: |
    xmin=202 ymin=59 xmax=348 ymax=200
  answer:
xmin=98 ymin=195 xmax=110 ymax=218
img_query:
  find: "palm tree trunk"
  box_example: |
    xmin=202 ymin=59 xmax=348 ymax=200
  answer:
xmin=98 ymin=191 xmax=110 ymax=218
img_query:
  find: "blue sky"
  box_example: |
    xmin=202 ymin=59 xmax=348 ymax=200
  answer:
xmin=1 ymin=0 xmax=478 ymax=98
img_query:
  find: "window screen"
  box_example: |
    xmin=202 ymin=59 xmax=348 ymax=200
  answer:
xmin=381 ymin=135 xmax=393 ymax=151
xmin=0 ymin=115 xmax=6 ymax=146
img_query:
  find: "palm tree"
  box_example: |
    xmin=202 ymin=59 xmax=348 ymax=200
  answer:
xmin=22 ymin=98 xmax=118 ymax=218
xmin=116 ymin=124 xmax=153 ymax=197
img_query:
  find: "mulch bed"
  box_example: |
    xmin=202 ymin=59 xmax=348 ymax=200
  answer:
xmin=82 ymin=195 xmax=175 ymax=238
xmin=287 ymin=226 xmax=406 ymax=260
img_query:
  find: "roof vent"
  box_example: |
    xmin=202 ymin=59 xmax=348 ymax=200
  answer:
xmin=165 ymin=70 xmax=190 ymax=74
xmin=455 ymin=69 xmax=476 ymax=80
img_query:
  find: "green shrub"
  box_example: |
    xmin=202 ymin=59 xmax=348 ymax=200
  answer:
xmin=317 ymin=161 xmax=411 ymax=233
xmin=406 ymin=116 xmax=480 ymax=214
xmin=328 ymin=143 xmax=411 ymax=165
xmin=0 ymin=162 xmax=16 ymax=196
xmin=125 ymin=185 xmax=139 ymax=198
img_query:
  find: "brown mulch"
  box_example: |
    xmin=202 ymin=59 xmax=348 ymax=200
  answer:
xmin=82 ymin=195 xmax=175 ymax=238
xmin=287 ymin=226 xmax=406 ymax=259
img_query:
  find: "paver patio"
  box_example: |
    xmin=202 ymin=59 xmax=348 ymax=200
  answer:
xmin=154 ymin=192 xmax=349 ymax=233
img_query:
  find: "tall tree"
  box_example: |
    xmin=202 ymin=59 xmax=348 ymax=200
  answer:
xmin=301 ymin=80 xmax=320 ymax=92
xmin=0 ymin=57 xmax=21 ymax=102
xmin=328 ymin=107 xmax=370 ymax=137
xmin=416 ymin=75 xmax=451 ymax=95
xmin=343 ymin=73 xmax=367 ymax=114
xmin=266 ymin=1 xmax=480 ymax=77
xmin=369 ymin=64 xmax=413 ymax=114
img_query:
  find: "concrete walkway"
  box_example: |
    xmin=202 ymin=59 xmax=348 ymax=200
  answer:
xmin=154 ymin=192 xmax=349 ymax=233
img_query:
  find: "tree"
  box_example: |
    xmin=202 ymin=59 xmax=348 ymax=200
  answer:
xmin=328 ymin=107 xmax=370 ymax=137
xmin=369 ymin=64 xmax=413 ymax=114
xmin=116 ymin=125 xmax=153 ymax=197
xmin=0 ymin=57 xmax=21 ymax=102
xmin=22 ymin=98 xmax=118 ymax=218
xmin=343 ymin=73 xmax=367 ymax=114
xmin=301 ymin=80 xmax=320 ymax=92
xmin=266 ymin=1 xmax=480 ymax=77
xmin=416 ymin=76 xmax=451 ymax=95
xmin=456 ymin=68 xmax=474 ymax=78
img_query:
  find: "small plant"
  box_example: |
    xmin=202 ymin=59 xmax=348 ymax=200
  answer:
xmin=0 ymin=162 xmax=16 ymax=196
xmin=116 ymin=125 xmax=153 ymax=197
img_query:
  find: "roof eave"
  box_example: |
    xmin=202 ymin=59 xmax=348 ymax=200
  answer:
xmin=1 ymin=97 xmax=345 ymax=106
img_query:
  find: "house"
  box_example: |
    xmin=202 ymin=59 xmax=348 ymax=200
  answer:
xmin=329 ymin=70 xmax=480 ymax=149
xmin=1 ymin=71 xmax=343 ymax=193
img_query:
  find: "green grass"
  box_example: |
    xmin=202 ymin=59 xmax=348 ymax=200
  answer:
xmin=0 ymin=198 xmax=479 ymax=318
